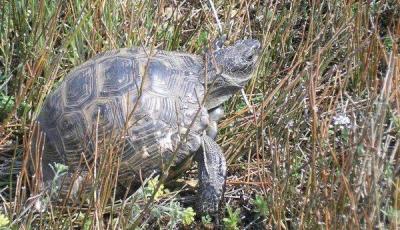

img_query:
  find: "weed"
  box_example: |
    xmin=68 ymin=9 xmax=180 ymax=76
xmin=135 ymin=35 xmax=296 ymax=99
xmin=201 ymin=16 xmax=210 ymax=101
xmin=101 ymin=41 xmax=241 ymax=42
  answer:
xmin=0 ymin=213 xmax=9 ymax=229
xmin=251 ymin=195 xmax=269 ymax=218
xmin=201 ymin=214 xmax=212 ymax=225
xmin=223 ymin=205 xmax=241 ymax=230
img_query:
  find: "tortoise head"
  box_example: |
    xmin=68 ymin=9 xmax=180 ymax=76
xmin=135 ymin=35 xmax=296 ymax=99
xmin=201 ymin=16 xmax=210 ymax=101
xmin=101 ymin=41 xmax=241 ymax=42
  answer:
xmin=205 ymin=39 xmax=260 ymax=109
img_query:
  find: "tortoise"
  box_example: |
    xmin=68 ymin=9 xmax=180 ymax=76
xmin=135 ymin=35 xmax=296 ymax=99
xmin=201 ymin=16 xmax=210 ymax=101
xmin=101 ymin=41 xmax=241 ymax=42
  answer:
xmin=32 ymin=39 xmax=260 ymax=214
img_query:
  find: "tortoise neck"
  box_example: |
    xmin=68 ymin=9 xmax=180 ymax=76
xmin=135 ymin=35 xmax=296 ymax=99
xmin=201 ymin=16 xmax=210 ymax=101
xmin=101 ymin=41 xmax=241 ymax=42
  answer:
xmin=204 ymin=75 xmax=242 ymax=109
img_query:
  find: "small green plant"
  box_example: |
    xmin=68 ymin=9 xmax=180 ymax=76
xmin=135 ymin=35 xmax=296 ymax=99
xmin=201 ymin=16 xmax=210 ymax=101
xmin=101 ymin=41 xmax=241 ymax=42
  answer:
xmin=49 ymin=163 xmax=69 ymax=196
xmin=130 ymin=176 xmax=195 ymax=228
xmin=195 ymin=30 xmax=209 ymax=49
xmin=181 ymin=207 xmax=196 ymax=226
xmin=392 ymin=115 xmax=400 ymax=135
xmin=201 ymin=214 xmax=212 ymax=225
xmin=0 ymin=93 xmax=30 ymax=121
xmin=52 ymin=163 xmax=69 ymax=174
xmin=251 ymin=195 xmax=269 ymax=218
xmin=383 ymin=36 xmax=393 ymax=51
xmin=0 ymin=213 xmax=9 ymax=229
xmin=0 ymin=94 xmax=15 ymax=121
xmin=82 ymin=217 xmax=92 ymax=230
xmin=32 ymin=163 xmax=70 ymax=212
xmin=145 ymin=176 xmax=168 ymax=201
xmin=223 ymin=205 xmax=241 ymax=230
xmin=148 ymin=200 xmax=195 ymax=227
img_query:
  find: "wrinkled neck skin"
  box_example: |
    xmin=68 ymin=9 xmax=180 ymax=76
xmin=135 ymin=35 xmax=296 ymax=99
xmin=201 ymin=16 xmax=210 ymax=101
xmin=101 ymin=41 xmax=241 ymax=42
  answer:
xmin=204 ymin=70 xmax=242 ymax=109
xmin=203 ymin=50 xmax=243 ymax=109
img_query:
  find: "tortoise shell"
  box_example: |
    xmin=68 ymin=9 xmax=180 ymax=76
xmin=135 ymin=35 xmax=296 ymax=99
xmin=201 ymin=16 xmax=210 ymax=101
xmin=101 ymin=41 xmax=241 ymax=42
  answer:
xmin=36 ymin=48 xmax=210 ymax=185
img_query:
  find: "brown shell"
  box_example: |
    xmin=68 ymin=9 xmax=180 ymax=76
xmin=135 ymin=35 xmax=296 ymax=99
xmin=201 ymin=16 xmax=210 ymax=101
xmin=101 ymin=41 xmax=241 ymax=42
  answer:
xmin=36 ymin=48 xmax=209 ymax=184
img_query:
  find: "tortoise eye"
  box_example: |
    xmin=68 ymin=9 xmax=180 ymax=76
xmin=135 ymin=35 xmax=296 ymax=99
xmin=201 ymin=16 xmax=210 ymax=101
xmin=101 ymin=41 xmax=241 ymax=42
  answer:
xmin=246 ymin=54 xmax=254 ymax=62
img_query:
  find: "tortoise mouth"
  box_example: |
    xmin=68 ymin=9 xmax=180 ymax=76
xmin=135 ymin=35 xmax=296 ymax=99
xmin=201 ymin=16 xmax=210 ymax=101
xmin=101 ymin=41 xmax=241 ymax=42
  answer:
xmin=231 ymin=57 xmax=258 ymax=87
xmin=229 ymin=41 xmax=260 ymax=83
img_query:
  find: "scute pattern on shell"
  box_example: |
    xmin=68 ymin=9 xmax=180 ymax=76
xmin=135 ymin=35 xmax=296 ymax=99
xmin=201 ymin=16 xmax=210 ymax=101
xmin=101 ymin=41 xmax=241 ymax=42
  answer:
xmin=99 ymin=56 xmax=140 ymax=97
xmin=65 ymin=66 xmax=96 ymax=110
xmin=37 ymin=48 xmax=208 ymax=184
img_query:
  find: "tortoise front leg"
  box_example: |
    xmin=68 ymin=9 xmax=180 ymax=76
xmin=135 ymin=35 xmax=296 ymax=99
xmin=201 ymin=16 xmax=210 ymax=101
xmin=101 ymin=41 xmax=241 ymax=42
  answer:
xmin=195 ymin=135 xmax=227 ymax=215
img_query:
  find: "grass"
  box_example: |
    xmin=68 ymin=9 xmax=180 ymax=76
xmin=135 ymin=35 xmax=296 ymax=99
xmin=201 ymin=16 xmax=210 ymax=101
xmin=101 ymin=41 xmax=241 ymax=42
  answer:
xmin=1 ymin=0 xmax=399 ymax=229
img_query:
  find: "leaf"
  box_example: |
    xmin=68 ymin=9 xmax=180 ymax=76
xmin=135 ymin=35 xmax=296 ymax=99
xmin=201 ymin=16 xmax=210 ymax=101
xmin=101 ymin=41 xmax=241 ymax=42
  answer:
xmin=0 ymin=213 xmax=9 ymax=228
xmin=223 ymin=205 xmax=241 ymax=230
xmin=251 ymin=195 xmax=269 ymax=217
xmin=181 ymin=207 xmax=195 ymax=226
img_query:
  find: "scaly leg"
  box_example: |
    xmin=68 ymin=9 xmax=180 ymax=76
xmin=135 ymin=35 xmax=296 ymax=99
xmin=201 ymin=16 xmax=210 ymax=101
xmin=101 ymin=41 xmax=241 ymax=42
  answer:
xmin=195 ymin=135 xmax=227 ymax=215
